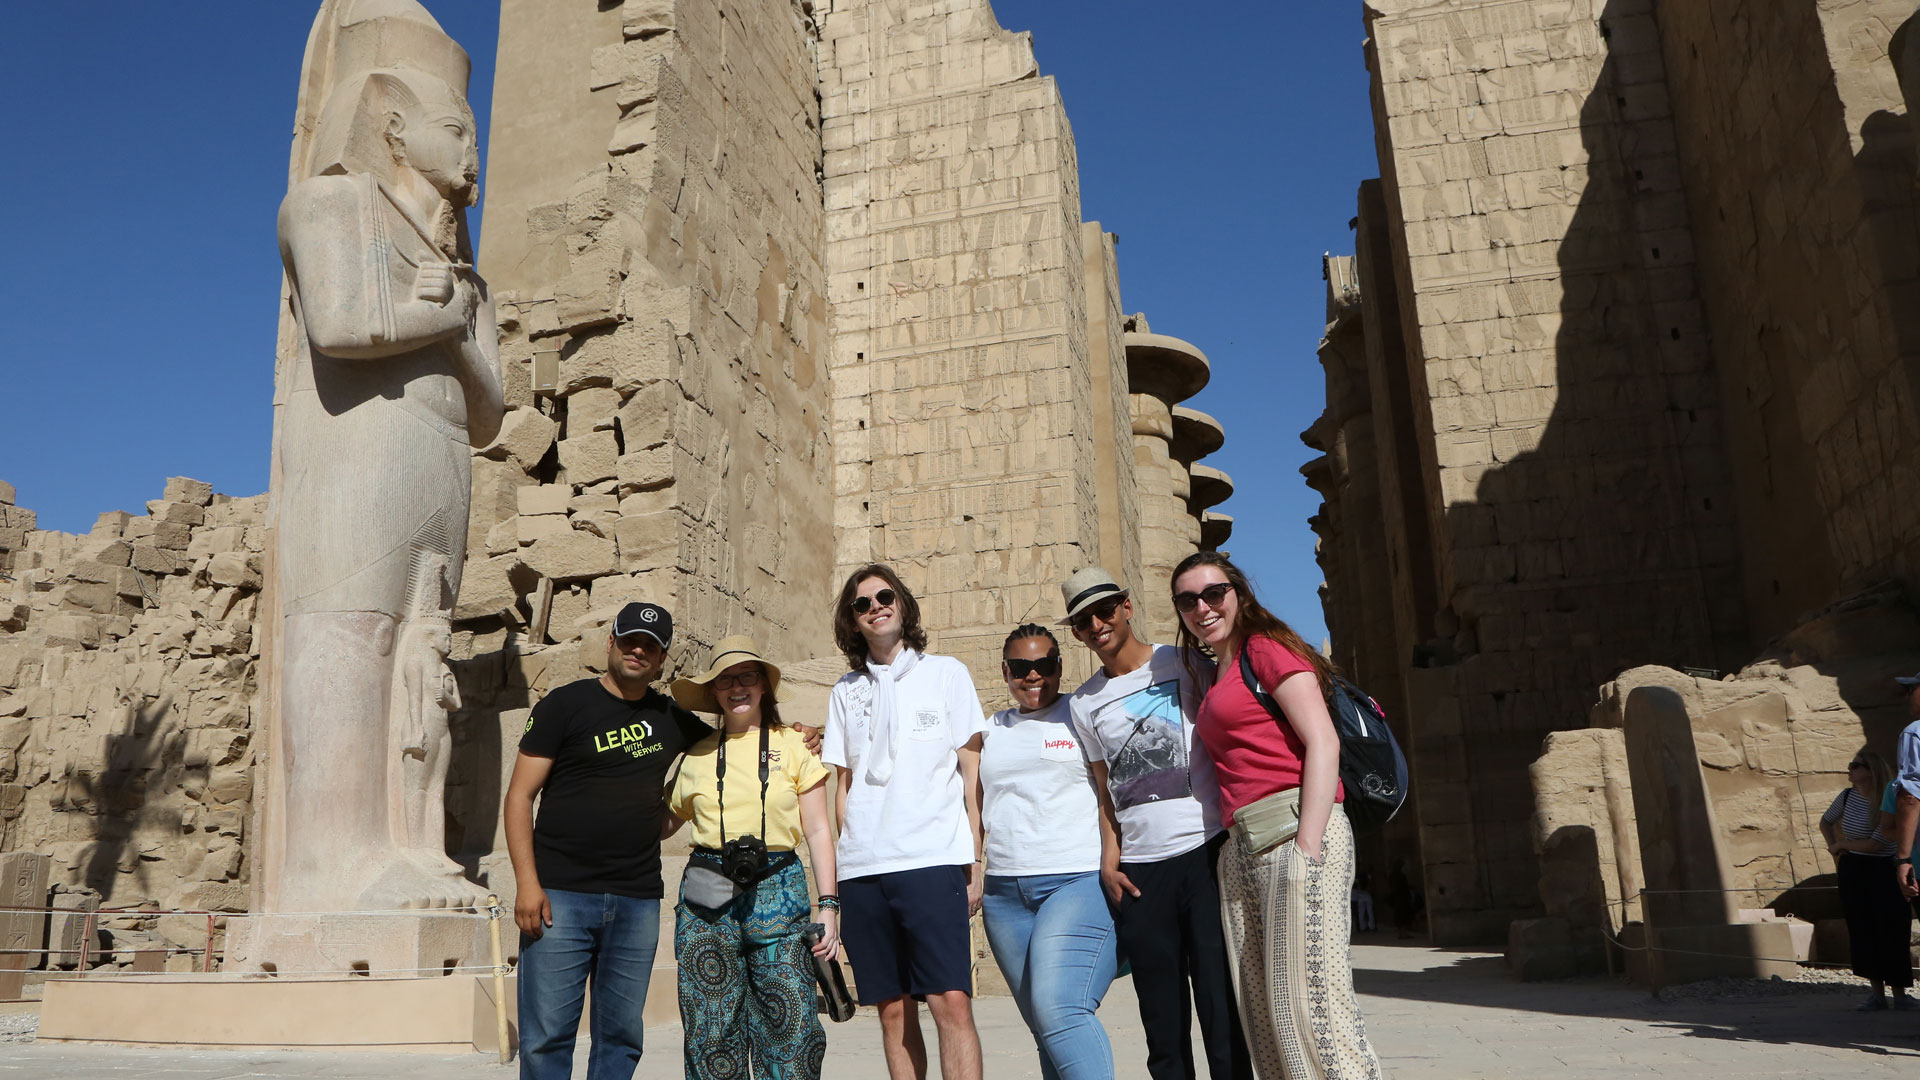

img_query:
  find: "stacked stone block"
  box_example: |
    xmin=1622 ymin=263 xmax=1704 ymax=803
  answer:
xmin=462 ymin=0 xmax=834 ymax=673
xmin=818 ymin=0 xmax=1106 ymax=680
xmin=0 ymin=478 xmax=262 ymax=971
xmin=442 ymin=0 xmax=836 ymax=898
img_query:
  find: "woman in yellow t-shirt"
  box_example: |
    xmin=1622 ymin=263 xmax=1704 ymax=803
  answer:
xmin=667 ymin=636 xmax=839 ymax=1079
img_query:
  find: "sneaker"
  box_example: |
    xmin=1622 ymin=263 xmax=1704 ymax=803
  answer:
xmin=1894 ymin=995 xmax=1920 ymax=1011
xmin=1859 ymin=993 xmax=1889 ymax=1011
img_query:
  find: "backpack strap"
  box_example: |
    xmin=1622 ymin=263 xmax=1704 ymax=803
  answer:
xmin=1237 ymin=645 xmax=1290 ymax=731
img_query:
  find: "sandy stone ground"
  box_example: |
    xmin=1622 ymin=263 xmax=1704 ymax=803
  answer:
xmin=2 ymin=943 xmax=1918 ymax=1077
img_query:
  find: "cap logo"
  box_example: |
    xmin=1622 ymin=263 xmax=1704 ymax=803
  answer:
xmin=639 ymin=608 xmax=658 ymax=622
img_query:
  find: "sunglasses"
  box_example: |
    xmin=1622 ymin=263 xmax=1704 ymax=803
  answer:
xmin=711 ymin=669 xmax=764 ymax=690
xmin=1069 ymin=597 xmax=1125 ymax=632
xmin=1005 ymin=654 xmax=1062 ymax=679
xmin=850 ymin=588 xmax=897 ymax=615
xmin=1172 ymin=582 xmax=1235 ymax=614
xmin=1849 ymin=760 xmax=1868 ymax=770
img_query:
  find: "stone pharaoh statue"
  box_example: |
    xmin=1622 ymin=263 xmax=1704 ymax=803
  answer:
xmin=271 ymin=0 xmax=503 ymax=913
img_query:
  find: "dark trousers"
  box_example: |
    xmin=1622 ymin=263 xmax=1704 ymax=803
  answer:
xmin=1838 ymin=852 xmax=1914 ymax=988
xmin=1113 ymin=835 xmax=1254 ymax=1080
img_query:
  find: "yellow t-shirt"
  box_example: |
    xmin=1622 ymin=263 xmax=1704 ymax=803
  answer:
xmin=669 ymin=724 xmax=829 ymax=851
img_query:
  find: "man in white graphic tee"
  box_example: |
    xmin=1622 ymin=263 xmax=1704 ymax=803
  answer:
xmin=823 ymin=563 xmax=987 ymax=1080
xmin=1062 ymin=567 xmax=1252 ymax=1080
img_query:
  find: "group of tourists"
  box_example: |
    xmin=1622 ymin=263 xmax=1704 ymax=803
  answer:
xmin=502 ymin=554 xmax=1385 ymax=1080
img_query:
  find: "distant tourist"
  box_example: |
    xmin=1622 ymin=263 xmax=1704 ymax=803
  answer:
xmin=503 ymin=602 xmax=714 ymax=1080
xmin=1061 ymin=567 xmax=1253 ymax=1080
xmin=1171 ymin=552 xmax=1385 ymax=1078
xmin=665 ymin=636 xmax=842 ymax=1075
xmin=1351 ymin=871 xmax=1376 ymax=934
xmin=1386 ymin=859 xmax=1421 ymax=940
xmin=976 ymin=622 xmax=1119 ymax=1079
xmin=1822 ymin=747 xmax=1912 ymax=1010
xmin=823 ymin=564 xmax=987 ymax=1080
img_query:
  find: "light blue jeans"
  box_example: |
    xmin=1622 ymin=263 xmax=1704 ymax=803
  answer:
xmin=517 ymin=888 xmax=661 ymax=1080
xmin=982 ymin=871 xmax=1120 ymax=1080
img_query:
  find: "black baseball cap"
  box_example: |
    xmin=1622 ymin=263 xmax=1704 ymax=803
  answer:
xmin=612 ymin=602 xmax=672 ymax=648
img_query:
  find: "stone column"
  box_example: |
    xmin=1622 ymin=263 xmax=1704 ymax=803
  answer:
xmin=1123 ymin=317 xmax=1211 ymax=642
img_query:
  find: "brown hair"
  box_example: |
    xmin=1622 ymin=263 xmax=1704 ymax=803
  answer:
xmin=833 ymin=563 xmax=930 ymax=670
xmin=1170 ymin=550 xmax=1337 ymax=697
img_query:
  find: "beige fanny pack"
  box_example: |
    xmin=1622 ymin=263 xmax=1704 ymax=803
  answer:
xmin=1230 ymin=788 xmax=1302 ymax=855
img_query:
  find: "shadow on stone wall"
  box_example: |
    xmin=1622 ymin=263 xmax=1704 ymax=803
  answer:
xmin=1420 ymin=0 xmax=1748 ymax=936
xmin=61 ymin=696 xmax=184 ymax=901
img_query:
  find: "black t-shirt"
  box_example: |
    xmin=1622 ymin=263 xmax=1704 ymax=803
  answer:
xmin=519 ymin=677 xmax=712 ymax=900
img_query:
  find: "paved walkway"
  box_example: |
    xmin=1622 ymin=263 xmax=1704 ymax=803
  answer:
xmin=3 ymin=943 xmax=1917 ymax=1077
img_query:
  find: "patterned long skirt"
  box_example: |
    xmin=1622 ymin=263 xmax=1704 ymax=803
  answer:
xmin=676 ymin=858 xmax=826 ymax=1080
xmin=1217 ymin=803 xmax=1385 ymax=1080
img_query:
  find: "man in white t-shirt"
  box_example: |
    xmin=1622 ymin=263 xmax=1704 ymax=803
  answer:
xmin=1062 ymin=567 xmax=1252 ymax=1080
xmin=823 ymin=563 xmax=987 ymax=1080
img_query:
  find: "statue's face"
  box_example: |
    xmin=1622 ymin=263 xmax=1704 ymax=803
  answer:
xmin=392 ymin=87 xmax=478 ymax=205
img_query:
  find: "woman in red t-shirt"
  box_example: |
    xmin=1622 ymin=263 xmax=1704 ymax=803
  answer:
xmin=1171 ymin=551 xmax=1383 ymax=1079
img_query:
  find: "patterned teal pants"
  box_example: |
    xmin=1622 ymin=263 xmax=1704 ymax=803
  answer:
xmin=676 ymin=857 xmax=826 ymax=1079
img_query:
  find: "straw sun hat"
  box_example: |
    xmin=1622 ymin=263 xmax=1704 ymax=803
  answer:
xmin=670 ymin=635 xmax=791 ymax=715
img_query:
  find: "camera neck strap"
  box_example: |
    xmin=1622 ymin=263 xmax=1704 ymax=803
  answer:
xmin=714 ymin=721 xmax=772 ymax=843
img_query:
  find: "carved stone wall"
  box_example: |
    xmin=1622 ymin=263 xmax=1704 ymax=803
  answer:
xmin=818 ymin=0 xmax=1104 ymax=681
xmin=1654 ymin=0 xmax=1920 ymax=628
xmin=1329 ymin=0 xmax=1749 ymax=944
xmin=0 ymin=478 xmax=263 ymax=969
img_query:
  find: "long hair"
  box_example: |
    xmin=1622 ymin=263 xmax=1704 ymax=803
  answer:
xmin=833 ymin=563 xmax=929 ymax=670
xmin=1170 ymin=550 xmax=1337 ymax=697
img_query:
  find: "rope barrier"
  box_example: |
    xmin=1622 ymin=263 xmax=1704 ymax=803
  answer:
xmin=36 ymin=963 xmax=505 ymax=979
xmin=0 ymin=904 xmax=490 ymax=919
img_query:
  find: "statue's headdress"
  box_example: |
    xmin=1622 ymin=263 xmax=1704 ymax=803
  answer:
xmin=293 ymin=0 xmax=473 ymax=183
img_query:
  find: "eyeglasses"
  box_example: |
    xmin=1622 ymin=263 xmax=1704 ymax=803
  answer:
xmin=850 ymin=588 xmax=897 ymax=615
xmin=1069 ymin=597 xmax=1125 ymax=632
xmin=712 ymin=669 xmax=764 ymax=690
xmin=1849 ymin=760 xmax=1868 ymax=770
xmin=1172 ymin=582 xmax=1234 ymax=614
xmin=1005 ymin=654 xmax=1061 ymax=679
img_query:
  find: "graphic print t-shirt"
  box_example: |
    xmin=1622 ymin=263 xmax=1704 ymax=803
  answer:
xmin=1068 ymin=644 xmax=1222 ymax=862
xmin=520 ymin=678 xmax=713 ymax=899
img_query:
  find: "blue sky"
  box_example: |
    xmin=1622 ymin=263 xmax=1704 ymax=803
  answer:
xmin=0 ymin=3 xmax=1379 ymax=645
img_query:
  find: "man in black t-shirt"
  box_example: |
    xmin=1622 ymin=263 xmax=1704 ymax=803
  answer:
xmin=504 ymin=601 xmax=711 ymax=1080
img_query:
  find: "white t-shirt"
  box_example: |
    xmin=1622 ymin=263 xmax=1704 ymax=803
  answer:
xmin=1068 ymin=643 xmax=1222 ymax=863
xmin=980 ymin=697 xmax=1103 ymax=877
xmin=824 ymin=652 xmax=988 ymax=879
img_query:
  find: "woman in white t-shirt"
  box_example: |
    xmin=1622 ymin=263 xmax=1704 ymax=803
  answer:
xmin=974 ymin=623 xmax=1119 ymax=1080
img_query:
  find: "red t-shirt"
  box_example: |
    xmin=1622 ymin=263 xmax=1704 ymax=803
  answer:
xmin=1195 ymin=635 xmax=1344 ymax=826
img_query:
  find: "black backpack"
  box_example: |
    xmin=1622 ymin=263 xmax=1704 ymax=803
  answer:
xmin=1236 ymin=648 xmax=1410 ymax=833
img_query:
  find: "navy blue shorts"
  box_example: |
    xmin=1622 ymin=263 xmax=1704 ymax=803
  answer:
xmin=838 ymin=864 xmax=972 ymax=1004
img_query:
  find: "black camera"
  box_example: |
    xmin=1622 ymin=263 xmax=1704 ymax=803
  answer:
xmin=720 ymin=834 xmax=768 ymax=886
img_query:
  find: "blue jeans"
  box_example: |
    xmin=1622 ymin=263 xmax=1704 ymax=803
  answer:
xmin=517 ymin=888 xmax=661 ymax=1080
xmin=982 ymin=871 xmax=1120 ymax=1080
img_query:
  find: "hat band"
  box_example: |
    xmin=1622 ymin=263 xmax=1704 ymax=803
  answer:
xmin=702 ymin=649 xmax=766 ymax=679
xmin=1066 ymin=583 xmax=1124 ymax=613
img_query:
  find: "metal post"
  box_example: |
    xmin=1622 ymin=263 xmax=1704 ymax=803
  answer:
xmin=487 ymin=895 xmax=511 ymax=1065
xmin=204 ymin=912 xmax=216 ymax=973
xmin=76 ymin=910 xmax=96 ymax=977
